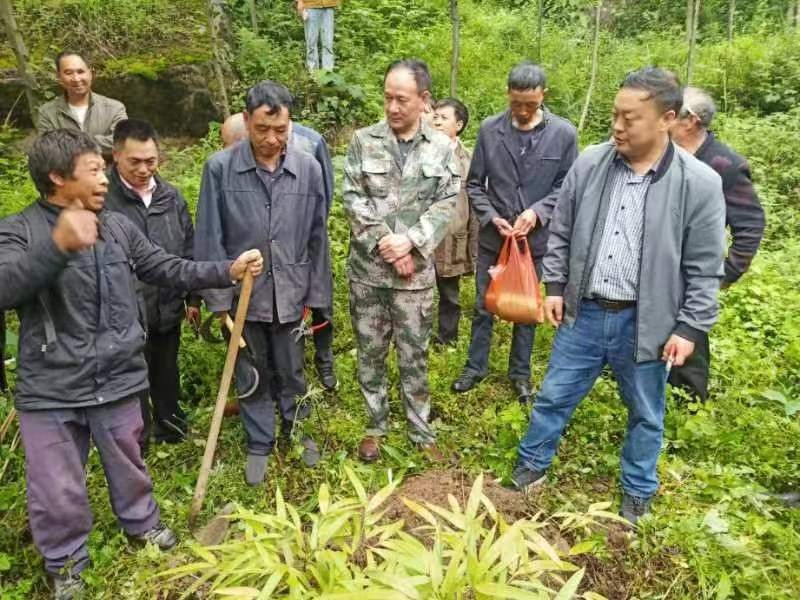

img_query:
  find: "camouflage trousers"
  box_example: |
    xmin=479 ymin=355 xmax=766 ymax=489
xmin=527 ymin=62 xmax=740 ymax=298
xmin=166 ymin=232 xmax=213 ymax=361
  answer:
xmin=349 ymin=281 xmax=435 ymax=444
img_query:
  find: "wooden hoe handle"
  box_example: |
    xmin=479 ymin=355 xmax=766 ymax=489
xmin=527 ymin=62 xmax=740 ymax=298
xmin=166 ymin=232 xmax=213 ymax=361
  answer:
xmin=189 ymin=271 xmax=254 ymax=526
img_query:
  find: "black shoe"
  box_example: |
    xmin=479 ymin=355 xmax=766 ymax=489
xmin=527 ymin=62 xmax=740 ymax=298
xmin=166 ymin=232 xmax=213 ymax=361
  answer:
xmin=317 ymin=363 xmax=338 ymax=391
xmin=511 ymin=379 xmax=533 ymax=404
xmin=128 ymin=521 xmax=178 ymax=550
xmin=53 ymin=573 xmax=86 ymax=600
xmin=452 ymin=372 xmax=483 ymax=393
xmin=619 ymin=493 xmax=652 ymax=526
xmin=511 ymin=464 xmax=546 ymax=492
xmin=153 ymin=415 xmax=187 ymax=444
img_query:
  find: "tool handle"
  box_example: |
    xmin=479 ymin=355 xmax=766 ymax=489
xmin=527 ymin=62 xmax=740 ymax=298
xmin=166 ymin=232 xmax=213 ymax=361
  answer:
xmin=224 ymin=315 xmax=247 ymax=349
xmin=189 ymin=271 xmax=253 ymax=526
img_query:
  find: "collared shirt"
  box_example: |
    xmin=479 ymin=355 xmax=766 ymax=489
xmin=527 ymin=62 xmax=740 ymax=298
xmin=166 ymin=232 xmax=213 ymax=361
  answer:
xmin=588 ymin=154 xmax=660 ymax=301
xmin=119 ymin=175 xmax=157 ymax=208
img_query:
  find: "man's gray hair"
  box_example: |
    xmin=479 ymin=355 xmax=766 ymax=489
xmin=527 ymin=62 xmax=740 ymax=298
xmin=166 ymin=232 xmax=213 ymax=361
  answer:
xmin=681 ymin=87 xmax=716 ymax=128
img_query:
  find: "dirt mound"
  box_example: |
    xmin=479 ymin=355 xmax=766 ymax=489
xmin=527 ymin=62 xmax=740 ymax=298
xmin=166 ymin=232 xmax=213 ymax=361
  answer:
xmin=383 ymin=469 xmax=537 ymax=528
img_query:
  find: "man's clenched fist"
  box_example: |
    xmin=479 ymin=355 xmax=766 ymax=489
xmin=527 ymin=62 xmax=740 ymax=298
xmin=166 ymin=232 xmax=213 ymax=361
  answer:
xmin=52 ymin=208 xmax=99 ymax=253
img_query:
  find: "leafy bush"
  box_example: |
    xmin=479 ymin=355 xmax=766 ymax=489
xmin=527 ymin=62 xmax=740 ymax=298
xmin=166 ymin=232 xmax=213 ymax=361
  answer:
xmin=160 ymin=469 xmax=619 ymax=598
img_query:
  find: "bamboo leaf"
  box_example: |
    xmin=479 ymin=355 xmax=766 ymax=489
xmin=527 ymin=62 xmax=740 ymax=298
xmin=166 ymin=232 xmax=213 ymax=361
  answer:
xmin=568 ymin=540 xmax=597 ymax=556
xmin=365 ymin=570 xmax=422 ymax=599
xmin=474 ymin=582 xmax=546 ymax=599
xmin=275 ymin=487 xmax=287 ymax=521
xmin=344 ymin=465 xmax=368 ymax=503
xmin=401 ymin=497 xmax=439 ymax=527
xmin=319 ymin=483 xmax=331 ymax=514
xmin=212 ymin=587 xmax=260 ymax=598
xmin=554 ymin=567 xmax=585 ymax=600
xmin=366 ymin=479 xmax=399 ymax=513
xmin=466 ymin=473 xmax=484 ymax=520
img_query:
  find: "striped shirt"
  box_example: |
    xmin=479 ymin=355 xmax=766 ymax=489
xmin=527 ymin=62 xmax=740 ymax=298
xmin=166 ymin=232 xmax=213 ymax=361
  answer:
xmin=588 ymin=155 xmax=658 ymax=301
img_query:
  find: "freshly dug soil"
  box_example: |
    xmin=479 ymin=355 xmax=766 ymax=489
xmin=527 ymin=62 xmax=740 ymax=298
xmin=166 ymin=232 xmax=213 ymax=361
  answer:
xmin=382 ymin=469 xmax=539 ymax=528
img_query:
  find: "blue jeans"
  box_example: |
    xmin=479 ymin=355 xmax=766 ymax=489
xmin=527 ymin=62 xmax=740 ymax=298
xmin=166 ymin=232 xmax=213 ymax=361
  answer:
xmin=304 ymin=8 xmax=335 ymax=70
xmin=516 ymin=300 xmax=667 ymax=498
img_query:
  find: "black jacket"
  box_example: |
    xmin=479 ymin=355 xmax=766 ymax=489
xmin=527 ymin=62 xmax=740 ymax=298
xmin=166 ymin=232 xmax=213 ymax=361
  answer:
xmin=104 ymin=168 xmax=199 ymax=332
xmin=695 ymin=132 xmax=765 ymax=284
xmin=0 ymin=201 xmax=233 ymax=411
xmin=467 ymin=109 xmax=578 ymax=259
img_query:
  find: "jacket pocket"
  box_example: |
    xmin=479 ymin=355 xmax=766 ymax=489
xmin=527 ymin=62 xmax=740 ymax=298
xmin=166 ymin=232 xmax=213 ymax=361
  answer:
xmin=280 ymin=259 xmax=311 ymax=315
xmin=362 ymin=158 xmax=391 ymax=197
xmin=104 ymin=250 xmax=144 ymax=337
xmin=419 ymin=162 xmax=445 ymax=200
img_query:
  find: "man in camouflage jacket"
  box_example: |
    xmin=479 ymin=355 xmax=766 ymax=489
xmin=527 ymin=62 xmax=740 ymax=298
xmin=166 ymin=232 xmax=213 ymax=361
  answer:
xmin=343 ymin=59 xmax=459 ymax=462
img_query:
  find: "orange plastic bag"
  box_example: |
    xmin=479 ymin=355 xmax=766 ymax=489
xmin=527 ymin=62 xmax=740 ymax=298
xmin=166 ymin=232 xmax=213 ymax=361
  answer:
xmin=484 ymin=236 xmax=544 ymax=325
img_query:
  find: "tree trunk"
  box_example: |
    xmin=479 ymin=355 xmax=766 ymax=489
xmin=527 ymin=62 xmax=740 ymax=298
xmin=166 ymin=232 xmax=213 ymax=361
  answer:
xmin=248 ymin=0 xmax=258 ymax=34
xmin=208 ymin=0 xmax=231 ymax=119
xmin=686 ymin=0 xmax=701 ymax=85
xmin=686 ymin=0 xmax=693 ymax=43
xmin=536 ymin=0 xmax=544 ymax=62
xmin=727 ymin=0 xmax=735 ymax=42
xmin=578 ymin=2 xmax=602 ymax=134
xmin=0 ymin=0 xmax=37 ymax=120
xmin=449 ymin=0 xmax=460 ymax=97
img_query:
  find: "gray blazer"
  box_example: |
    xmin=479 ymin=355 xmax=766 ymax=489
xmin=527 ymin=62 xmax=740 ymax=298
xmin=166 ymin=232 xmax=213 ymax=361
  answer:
xmin=467 ymin=109 xmax=578 ymax=259
xmin=544 ymin=141 xmax=726 ymax=361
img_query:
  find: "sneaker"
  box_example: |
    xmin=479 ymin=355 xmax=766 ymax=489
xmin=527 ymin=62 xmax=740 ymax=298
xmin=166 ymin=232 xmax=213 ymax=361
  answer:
xmin=129 ymin=521 xmax=178 ymax=550
xmin=245 ymin=453 xmax=269 ymax=486
xmin=511 ymin=464 xmax=547 ymax=492
xmin=451 ymin=372 xmax=483 ymax=393
xmin=53 ymin=574 xmax=86 ymax=600
xmin=619 ymin=493 xmax=652 ymax=526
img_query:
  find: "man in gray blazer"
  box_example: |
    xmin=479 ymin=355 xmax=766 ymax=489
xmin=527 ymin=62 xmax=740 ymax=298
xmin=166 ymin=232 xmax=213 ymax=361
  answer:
xmin=451 ymin=62 xmax=577 ymax=404
xmin=512 ymin=68 xmax=726 ymax=525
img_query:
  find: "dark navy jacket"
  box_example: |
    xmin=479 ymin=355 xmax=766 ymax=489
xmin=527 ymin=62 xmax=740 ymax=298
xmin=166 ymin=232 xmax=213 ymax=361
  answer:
xmin=695 ymin=132 xmax=765 ymax=284
xmin=0 ymin=201 xmax=234 ymax=411
xmin=104 ymin=167 xmax=200 ymax=333
xmin=467 ymin=108 xmax=578 ymax=259
xmin=194 ymin=140 xmax=331 ymax=324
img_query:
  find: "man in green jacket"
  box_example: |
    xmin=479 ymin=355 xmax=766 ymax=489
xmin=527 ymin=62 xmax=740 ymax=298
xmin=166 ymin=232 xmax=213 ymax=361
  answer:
xmin=296 ymin=0 xmax=341 ymax=70
xmin=37 ymin=51 xmax=127 ymax=157
xmin=343 ymin=59 xmax=459 ymax=463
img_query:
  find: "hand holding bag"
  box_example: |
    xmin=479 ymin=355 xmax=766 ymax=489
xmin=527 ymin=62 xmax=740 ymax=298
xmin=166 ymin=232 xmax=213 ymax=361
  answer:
xmin=484 ymin=236 xmax=544 ymax=325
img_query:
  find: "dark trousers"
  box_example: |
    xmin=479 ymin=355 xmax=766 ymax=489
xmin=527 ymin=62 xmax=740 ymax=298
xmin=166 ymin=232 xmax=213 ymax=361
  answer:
xmin=311 ymin=306 xmax=334 ymax=369
xmin=464 ymin=245 xmax=537 ymax=380
xmin=18 ymin=396 xmax=160 ymax=576
xmin=435 ymin=274 xmax=462 ymax=345
xmin=139 ymin=327 xmax=186 ymax=450
xmin=0 ymin=312 xmax=6 ymax=391
xmin=237 ymin=319 xmax=310 ymax=455
xmin=668 ymin=331 xmax=710 ymax=401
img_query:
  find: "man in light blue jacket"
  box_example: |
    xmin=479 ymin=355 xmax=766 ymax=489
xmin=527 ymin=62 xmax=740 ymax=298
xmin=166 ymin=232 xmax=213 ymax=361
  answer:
xmin=512 ymin=67 xmax=726 ymax=525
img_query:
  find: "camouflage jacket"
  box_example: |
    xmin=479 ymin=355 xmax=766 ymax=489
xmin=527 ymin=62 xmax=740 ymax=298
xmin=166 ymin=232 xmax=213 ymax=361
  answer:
xmin=343 ymin=120 xmax=460 ymax=290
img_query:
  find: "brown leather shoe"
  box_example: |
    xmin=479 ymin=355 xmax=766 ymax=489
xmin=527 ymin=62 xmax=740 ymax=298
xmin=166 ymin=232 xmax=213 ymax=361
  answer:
xmin=417 ymin=442 xmax=445 ymax=463
xmin=358 ymin=436 xmax=380 ymax=462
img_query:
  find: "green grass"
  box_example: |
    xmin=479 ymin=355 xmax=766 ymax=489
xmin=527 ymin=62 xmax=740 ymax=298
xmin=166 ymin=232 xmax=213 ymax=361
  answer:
xmin=1 ymin=134 xmax=798 ymax=597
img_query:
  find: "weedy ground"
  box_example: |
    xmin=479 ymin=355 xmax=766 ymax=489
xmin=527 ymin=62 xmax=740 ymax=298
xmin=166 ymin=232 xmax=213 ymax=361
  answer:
xmin=1 ymin=109 xmax=799 ymax=598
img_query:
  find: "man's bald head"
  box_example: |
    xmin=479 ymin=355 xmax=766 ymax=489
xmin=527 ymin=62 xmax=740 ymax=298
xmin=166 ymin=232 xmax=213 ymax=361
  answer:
xmin=221 ymin=112 xmax=249 ymax=148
